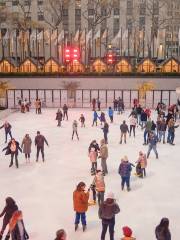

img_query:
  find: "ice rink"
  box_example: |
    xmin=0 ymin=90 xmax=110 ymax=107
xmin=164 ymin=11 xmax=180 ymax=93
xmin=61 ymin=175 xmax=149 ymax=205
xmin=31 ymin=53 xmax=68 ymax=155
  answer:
xmin=0 ymin=109 xmax=180 ymax=240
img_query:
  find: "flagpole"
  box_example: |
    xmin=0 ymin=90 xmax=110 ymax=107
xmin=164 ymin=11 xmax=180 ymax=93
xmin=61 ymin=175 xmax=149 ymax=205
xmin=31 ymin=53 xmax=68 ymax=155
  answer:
xmin=43 ymin=28 xmax=45 ymax=62
xmin=100 ymin=30 xmax=102 ymax=59
xmin=143 ymin=28 xmax=145 ymax=58
xmin=128 ymin=29 xmax=130 ymax=57
xmin=50 ymin=29 xmax=52 ymax=59
xmin=57 ymin=28 xmax=59 ymax=60
xmin=36 ymin=28 xmax=38 ymax=62
xmin=121 ymin=27 xmax=123 ymax=56
xmin=85 ymin=28 xmax=87 ymax=65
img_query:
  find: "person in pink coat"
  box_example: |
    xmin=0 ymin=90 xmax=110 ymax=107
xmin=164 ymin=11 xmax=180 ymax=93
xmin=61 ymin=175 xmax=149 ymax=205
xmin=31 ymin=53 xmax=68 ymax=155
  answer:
xmin=137 ymin=151 xmax=147 ymax=177
xmin=89 ymin=147 xmax=97 ymax=175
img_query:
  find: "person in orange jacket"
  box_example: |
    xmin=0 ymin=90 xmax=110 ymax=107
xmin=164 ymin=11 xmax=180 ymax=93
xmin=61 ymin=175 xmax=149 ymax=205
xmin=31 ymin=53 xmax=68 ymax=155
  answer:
xmin=73 ymin=182 xmax=89 ymax=232
xmin=121 ymin=226 xmax=136 ymax=240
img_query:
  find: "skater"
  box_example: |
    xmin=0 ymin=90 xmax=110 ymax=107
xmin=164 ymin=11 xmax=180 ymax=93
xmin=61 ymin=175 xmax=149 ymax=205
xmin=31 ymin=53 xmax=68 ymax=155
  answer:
xmin=97 ymin=99 xmax=101 ymax=111
xmin=72 ymin=120 xmax=79 ymax=140
xmin=151 ymin=120 xmax=157 ymax=133
xmin=140 ymin=110 xmax=147 ymax=129
xmin=167 ymin=118 xmax=179 ymax=145
xmin=63 ymin=104 xmax=68 ymax=120
xmin=6 ymin=210 xmax=29 ymax=240
xmin=73 ymin=182 xmax=89 ymax=232
xmin=2 ymin=138 xmax=22 ymax=168
xmin=102 ymin=122 xmax=109 ymax=144
xmin=99 ymin=139 xmax=108 ymax=175
xmin=0 ymin=197 xmax=18 ymax=240
xmin=117 ymin=98 xmax=124 ymax=114
xmin=147 ymin=131 xmax=158 ymax=159
xmin=92 ymin=98 xmax=96 ymax=111
xmin=0 ymin=121 xmax=12 ymax=143
xmin=35 ymin=131 xmax=49 ymax=162
xmin=143 ymin=118 xmax=152 ymax=145
xmin=137 ymin=151 xmax=147 ymax=178
xmin=100 ymin=112 xmax=106 ymax=125
xmin=121 ymin=226 xmax=136 ymax=240
xmin=88 ymin=140 xmax=100 ymax=153
xmin=120 ymin=120 xmax=129 ymax=144
xmin=56 ymin=109 xmax=63 ymax=127
xmin=79 ymin=114 xmax=85 ymax=127
xmin=155 ymin=218 xmax=171 ymax=240
xmin=98 ymin=192 xmax=120 ymax=240
xmin=37 ymin=99 xmax=42 ymax=114
xmin=129 ymin=115 xmax=137 ymax=137
xmin=158 ymin=118 xmax=167 ymax=143
xmin=54 ymin=229 xmax=67 ymax=240
xmin=21 ymin=134 xmax=32 ymax=163
xmin=89 ymin=147 xmax=97 ymax=175
xmin=108 ymin=107 xmax=114 ymax=123
xmin=118 ymin=156 xmax=132 ymax=191
xmin=92 ymin=110 xmax=98 ymax=126
xmin=34 ymin=99 xmax=39 ymax=114
xmin=92 ymin=170 xmax=105 ymax=206
xmin=136 ymin=104 xmax=142 ymax=125
xmin=113 ymin=99 xmax=118 ymax=111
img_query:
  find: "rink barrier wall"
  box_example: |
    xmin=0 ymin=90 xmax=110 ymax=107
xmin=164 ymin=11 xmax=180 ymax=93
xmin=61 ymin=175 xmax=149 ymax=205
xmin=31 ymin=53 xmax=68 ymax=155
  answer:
xmin=0 ymin=109 xmax=18 ymax=120
xmin=6 ymin=89 xmax=177 ymax=109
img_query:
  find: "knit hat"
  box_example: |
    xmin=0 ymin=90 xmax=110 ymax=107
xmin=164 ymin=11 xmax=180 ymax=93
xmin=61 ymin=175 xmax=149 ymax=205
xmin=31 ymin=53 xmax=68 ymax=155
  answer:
xmin=106 ymin=192 xmax=115 ymax=200
xmin=122 ymin=226 xmax=132 ymax=237
xmin=124 ymin=155 xmax=128 ymax=161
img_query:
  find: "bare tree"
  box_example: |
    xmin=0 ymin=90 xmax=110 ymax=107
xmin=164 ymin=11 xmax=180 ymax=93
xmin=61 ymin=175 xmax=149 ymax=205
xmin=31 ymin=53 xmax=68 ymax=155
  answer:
xmin=39 ymin=0 xmax=71 ymax=30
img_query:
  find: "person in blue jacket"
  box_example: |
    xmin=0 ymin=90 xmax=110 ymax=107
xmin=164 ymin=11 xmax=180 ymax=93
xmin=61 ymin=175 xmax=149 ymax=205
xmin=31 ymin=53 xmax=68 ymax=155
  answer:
xmin=92 ymin=110 xmax=99 ymax=126
xmin=108 ymin=107 xmax=114 ymax=123
xmin=147 ymin=131 xmax=158 ymax=159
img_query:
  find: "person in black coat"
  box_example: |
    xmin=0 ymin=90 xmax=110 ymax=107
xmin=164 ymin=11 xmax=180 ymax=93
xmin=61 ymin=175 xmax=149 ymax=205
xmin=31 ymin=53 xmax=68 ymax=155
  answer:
xmin=56 ymin=109 xmax=63 ymax=127
xmin=35 ymin=131 xmax=49 ymax=162
xmin=0 ymin=121 xmax=12 ymax=143
xmin=102 ymin=122 xmax=109 ymax=144
xmin=0 ymin=197 xmax=18 ymax=240
xmin=2 ymin=139 xmax=22 ymax=168
xmin=155 ymin=218 xmax=171 ymax=240
xmin=88 ymin=140 xmax=100 ymax=153
xmin=140 ymin=110 xmax=147 ymax=129
xmin=63 ymin=104 xmax=68 ymax=120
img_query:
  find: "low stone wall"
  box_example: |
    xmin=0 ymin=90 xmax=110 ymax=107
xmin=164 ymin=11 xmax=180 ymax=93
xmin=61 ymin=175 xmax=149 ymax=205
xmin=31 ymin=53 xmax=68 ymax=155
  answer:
xmin=0 ymin=109 xmax=18 ymax=120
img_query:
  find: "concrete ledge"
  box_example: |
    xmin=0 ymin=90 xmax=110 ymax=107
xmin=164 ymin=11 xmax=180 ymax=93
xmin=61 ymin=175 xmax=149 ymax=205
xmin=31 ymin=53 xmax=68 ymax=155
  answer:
xmin=0 ymin=109 xmax=18 ymax=120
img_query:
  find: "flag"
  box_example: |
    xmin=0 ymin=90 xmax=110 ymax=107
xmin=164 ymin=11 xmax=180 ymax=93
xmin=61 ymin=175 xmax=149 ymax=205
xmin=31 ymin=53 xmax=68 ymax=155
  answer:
xmin=44 ymin=29 xmax=50 ymax=43
xmin=101 ymin=29 xmax=107 ymax=40
xmin=37 ymin=31 xmax=43 ymax=41
xmin=74 ymin=29 xmax=80 ymax=42
xmin=80 ymin=30 xmax=86 ymax=45
xmin=58 ymin=30 xmax=64 ymax=43
xmin=94 ymin=29 xmax=100 ymax=40
xmin=86 ymin=30 xmax=92 ymax=43
xmin=122 ymin=29 xmax=128 ymax=54
xmin=10 ymin=30 xmax=16 ymax=54
xmin=111 ymin=28 xmax=121 ymax=46
xmin=51 ymin=29 xmax=57 ymax=41
xmin=178 ymin=28 xmax=180 ymax=46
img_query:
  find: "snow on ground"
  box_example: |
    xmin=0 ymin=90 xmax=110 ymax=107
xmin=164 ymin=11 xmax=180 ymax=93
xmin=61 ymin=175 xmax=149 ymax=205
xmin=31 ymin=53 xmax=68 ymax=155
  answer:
xmin=0 ymin=108 xmax=180 ymax=240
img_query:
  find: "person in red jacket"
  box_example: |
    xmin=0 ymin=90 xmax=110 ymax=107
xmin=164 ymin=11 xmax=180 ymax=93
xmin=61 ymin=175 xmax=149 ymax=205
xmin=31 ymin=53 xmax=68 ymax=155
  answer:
xmin=73 ymin=182 xmax=89 ymax=232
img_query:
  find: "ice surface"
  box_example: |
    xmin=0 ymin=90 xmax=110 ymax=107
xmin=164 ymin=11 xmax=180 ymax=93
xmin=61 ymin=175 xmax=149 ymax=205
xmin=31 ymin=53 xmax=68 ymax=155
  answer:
xmin=0 ymin=109 xmax=180 ymax=240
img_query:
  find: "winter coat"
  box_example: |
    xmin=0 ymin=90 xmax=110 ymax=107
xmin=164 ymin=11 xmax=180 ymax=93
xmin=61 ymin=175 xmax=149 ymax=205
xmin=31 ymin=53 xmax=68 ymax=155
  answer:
xmin=129 ymin=117 xmax=137 ymax=126
xmin=3 ymin=141 xmax=22 ymax=155
xmin=98 ymin=200 xmax=120 ymax=220
xmin=89 ymin=149 xmax=97 ymax=163
xmin=79 ymin=116 xmax=85 ymax=123
xmin=108 ymin=108 xmax=114 ymax=117
xmin=145 ymin=120 xmax=152 ymax=131
xmin=21 ymin=137 xmax=32 ymax=154
xmin=140 ymin=112 xmax=147 ymax=122
xmin=155 ymin=226 xmax=171 ymax=240
xmin=136 ymin=106 xmax=142 ymax=114
xmin=99 ymin=144 xmax=108 ymax=159
xmin=100 ymin=113 xmax=106 ymax=122
xmin=151 ymin=122 xmax=157 ymax=131
xmin=0 ymin=200 xmax=18 ymax=227
xmin=56 ymin=112 xmax=63 ymax=121
xmin=88 ymin=142 xmax=100 ymax=153
xmin=35 ymin=135 xmax=48 ymax=147
xmin=118 ymin=161 xmax=132 ymax=177
xmin=156 ymin=120 xmax=162 ymax=131
xmin=73 ymin=190 xmax=89 ymax=213
xmin=93 ymin=174 xmax=105 ymax=192
xmin=120 ymin=124 xmax=129 ymax=133
xmin=93 ymin=111 xmax=98 ymax=120
xmin=0 ymin=123 xmax=12 ymax=133
xmin=63 ymin=105 xmax=68 ymax=112
xmin=138 ymin=154 xmax=147 ymax=168
xmin=72 ymin=121 xmax=78 ymax=131
xmin=166 ymin=113 xmax=173 ymax=124
xmin=148 ymin=135 xmax=158 ymax=146
xmin=159 ymin=122 xmax=167 ymax=131
xmin=102 ymin=123 xmax=109 ymax=134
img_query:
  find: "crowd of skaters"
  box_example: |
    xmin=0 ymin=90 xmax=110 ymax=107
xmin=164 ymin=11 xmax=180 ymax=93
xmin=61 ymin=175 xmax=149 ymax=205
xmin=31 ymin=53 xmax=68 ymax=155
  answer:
xmin=0 ymin=96 xmax=179 ymax=240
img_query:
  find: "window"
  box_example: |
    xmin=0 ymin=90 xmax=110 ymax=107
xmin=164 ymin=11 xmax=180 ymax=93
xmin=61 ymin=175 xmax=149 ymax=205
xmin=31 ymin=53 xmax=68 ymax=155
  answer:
xmin=139 ymin=3 xmax=146 ymax=15
xmin=63 ymin=9 xmax=68 ymax=16
xmin=114 ymin=8 xmax=120 ymax=16
xmin=101 ymin=9 xmax=107 ymax=16
xmin=75 ymin=9 xmax=81 ymax=16
xmin=139 ymin=16 xmax=145 ymax=26
xmin=24 ymin=0 xmax=30 ymax=6
xmin=38 ymin=12 xmax=44 ymax=21
xmin=37 ymin=0 xmax=43 ymax=5
xmin=12 ymin=0 xmax=19 ymax=6
xmin=88 ymin=9 xmax=94 ymax=16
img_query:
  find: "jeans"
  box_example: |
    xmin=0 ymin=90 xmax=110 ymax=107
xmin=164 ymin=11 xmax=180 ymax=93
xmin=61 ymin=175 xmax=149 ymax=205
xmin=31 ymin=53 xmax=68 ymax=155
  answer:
xmin=168 ymin=132 xmax=175 ymax=144
xmin=120 ymin=132 xmax=127 ymax=143
xmin=36 ymin=146 xmax=44 ymax=161
xmin=104 ymin=132 xmax=108 ymax=144
xmin=147 ymin=144 xmax=158 ymax=158
xmin=97 ymin=192 xmax=104 ymax=206
xmin=25 ymin=153 xmax=30 ymax=159
xmin=137 ymin=114 xmax=141 ymax=125
xmin=91 ymin=162 xmax=97 ymax=173
xmin=144 ymin=130 xmax=149 ymax=144
xmin=101 ymin=217 xmax=115 ymax=240
xmin=10 ymin=152 xmax=18 ymax=168
xmin=159 ymin=131 xmax=165 ymax=142
xmin=141 ymin=121 xmax=146 ymax=129
xmin=121 ymin=176 xmax=130 ymax=189
xmin=5 ymin=131 xmax=12 ymax=143
xmin=72 ymin=131 xmax=79 ymax=140
xmin=63 ymin=111 xmax=68 ymax=120
xmin=57 ymin=120 xmax=61 ymax=126
xmin=75 ymin=212 xmax=86 ymax=225
xmin=92 ymin=119 xmax=97 ymax=126
xmin=142 ymin=168 xmax=146 ymax=177
xmin=101 ymin=158 xmax=108 ymax=174
xmin=130 ymin=125 xmax=136 ymax=137
xmin=109 ymin=116 xmax=113 ymax=123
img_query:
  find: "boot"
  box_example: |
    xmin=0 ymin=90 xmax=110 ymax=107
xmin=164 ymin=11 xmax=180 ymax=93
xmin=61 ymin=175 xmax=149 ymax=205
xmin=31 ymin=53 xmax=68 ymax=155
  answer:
xmin=5 ymin=235 xmax=10 ymax=240
xmin=156 ymin=154 xmax=159 ymax=159
xmin=127 ymin=187 xmax=131 ymax=192
xmin=82 ymin=225 xmax=86 ymax=232
xmin=9 ymin=163 xmax=13 ymax=167
xmin=147 ymin=153 xmax=149 ymax=159
xmin=119 ymin=140 xmax=122 ymax=144
xmin=75 ymin=224 xmax=78 ymax=231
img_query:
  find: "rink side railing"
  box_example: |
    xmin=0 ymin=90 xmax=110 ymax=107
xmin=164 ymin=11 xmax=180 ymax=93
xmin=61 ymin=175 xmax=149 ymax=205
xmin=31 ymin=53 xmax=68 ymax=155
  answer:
xmin=6 ymin=89 xmax=177 ymax=109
